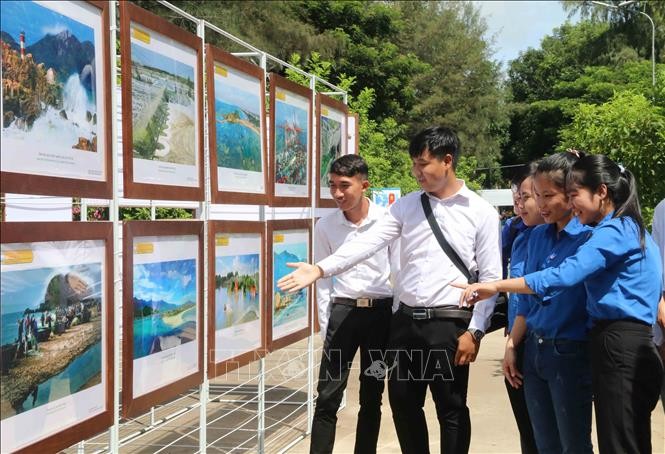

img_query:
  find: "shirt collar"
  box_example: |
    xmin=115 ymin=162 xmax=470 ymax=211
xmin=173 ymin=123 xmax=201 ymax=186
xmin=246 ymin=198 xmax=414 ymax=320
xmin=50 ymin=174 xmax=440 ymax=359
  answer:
xmin=336 ymin=198 xmax=380 ymax=228
xmin=425 ymin=179 xmax=471 ymax=202
xmin=597 ymin=211 xmax=615 ymax=226
xmin=547 ymin=216 xmax=585 ymax=237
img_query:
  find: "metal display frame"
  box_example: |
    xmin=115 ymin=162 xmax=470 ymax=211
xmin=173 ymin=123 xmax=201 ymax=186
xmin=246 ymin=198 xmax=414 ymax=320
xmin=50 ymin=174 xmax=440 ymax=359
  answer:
xmin=1 ymin=1 xmax=349 ymax=452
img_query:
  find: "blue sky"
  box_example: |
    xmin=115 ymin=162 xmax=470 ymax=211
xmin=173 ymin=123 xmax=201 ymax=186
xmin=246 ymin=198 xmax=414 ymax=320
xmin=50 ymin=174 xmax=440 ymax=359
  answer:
xmin=474 ymin=1 xmax=580 ymax=68
xmin=0 ymin=1 xmax=94 ymax=46
xmin=1 ymin=263 xmax=101 ymax=315
xmin=133 ymin=258 xmax=196 ymax=306
xmin=132 ymin=43 xmax=194 ymax=81
xmin=216 ymin=254 xmax=259 ymax=277
xmin=215 ymin=79 xmax=261 ymax=115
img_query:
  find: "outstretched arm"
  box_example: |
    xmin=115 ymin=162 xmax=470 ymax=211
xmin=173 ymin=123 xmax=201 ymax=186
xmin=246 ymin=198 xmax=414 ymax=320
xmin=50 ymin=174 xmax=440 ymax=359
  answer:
xmin=451 ymin=278 xmax=534 ymax=307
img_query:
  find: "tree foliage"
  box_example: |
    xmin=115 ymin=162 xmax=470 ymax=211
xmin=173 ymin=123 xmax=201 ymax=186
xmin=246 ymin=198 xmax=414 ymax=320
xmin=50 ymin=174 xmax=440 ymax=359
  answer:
xmin=558 ymin=90 xmax=665 ymax=211
xmin=504 ymin=5 xmax=664 ymax=215
xmin=141 ymin=0 xmax=504 ymax=194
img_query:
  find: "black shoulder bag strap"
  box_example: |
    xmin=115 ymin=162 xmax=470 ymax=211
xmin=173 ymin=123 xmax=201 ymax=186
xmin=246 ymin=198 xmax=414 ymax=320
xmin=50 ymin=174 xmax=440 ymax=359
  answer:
xmin=421 ymin=192 xmax=478 ymax=284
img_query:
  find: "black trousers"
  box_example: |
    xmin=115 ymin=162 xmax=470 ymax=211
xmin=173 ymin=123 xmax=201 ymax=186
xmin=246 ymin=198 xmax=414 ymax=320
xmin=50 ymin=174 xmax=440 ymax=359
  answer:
xmin=387 ymin=310 xmax=470 ymax=454
xmin=590 ymin=320 xmax=664 ymax=454
xmin=504 ymin=342 xmax=539 ymax=454
xmin=310 ymin=302 xmax=391 ymax=454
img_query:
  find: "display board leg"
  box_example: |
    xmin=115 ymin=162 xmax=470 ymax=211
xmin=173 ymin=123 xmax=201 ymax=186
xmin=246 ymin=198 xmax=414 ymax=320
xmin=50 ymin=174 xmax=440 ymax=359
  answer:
xmin=109 ymin=1 xmax=120 ymax=453
xmin=258 ymin=357 xmax=266 ymax=453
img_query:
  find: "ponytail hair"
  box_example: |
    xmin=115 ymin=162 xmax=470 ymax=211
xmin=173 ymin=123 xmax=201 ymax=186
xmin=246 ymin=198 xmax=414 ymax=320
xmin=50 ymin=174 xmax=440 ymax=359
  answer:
xmin=567 ymin=154 xmax=645 ymax=248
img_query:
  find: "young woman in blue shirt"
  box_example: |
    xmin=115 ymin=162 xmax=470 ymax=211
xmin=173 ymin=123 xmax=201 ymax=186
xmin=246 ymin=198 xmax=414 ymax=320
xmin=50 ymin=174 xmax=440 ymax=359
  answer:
xmin=456 ymin=154 xmax=664 ymax=454
xmin=505 ymin=153 xmax=593 ymax=454
xmin=503 ymin=163 xmax=542 ymax=454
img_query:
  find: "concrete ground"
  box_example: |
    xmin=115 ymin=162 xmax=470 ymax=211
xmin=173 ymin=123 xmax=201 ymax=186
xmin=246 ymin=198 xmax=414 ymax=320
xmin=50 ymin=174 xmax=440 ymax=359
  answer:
xmin=289 ymin=330 xmax=665 ymax=454
xmin=68 ymin=330 xmax=663 ymax=453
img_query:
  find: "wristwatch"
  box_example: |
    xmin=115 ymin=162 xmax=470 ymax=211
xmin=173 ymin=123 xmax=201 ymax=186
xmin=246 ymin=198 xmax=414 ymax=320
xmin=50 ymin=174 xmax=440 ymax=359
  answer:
xmin=467 ymin=328 xmax=485 ymax=343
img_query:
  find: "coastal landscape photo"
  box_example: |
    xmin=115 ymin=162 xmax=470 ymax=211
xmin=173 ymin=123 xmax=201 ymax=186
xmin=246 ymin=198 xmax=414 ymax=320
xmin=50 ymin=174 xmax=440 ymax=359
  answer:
xmin=215 ymin=254 xmax=260 ymax=330
xmin=319 ymin=115 xmax=343 ymax=188
xmin=274 ymin=100 xmax=308 ymax=186
xmin=272 ymin=241 xmax=307 ymax=328
xmin=132 ymin=258 xmax=197 ymax=359
xmin=214 ymin=75 xmax=261 ymax=172
xmin=0 ymin=262 xmax=103 ymax=421
xmin=1 ymin=1 xmax=100 ymax=154
xmin=130 ymin=40 xmax=196 ymax=166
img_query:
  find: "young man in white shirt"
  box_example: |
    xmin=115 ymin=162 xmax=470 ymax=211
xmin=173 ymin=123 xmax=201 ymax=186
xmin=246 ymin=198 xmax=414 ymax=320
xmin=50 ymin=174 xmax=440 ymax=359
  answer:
xmin=279 ymin=127 xmax=502 ymax=454
xmin=310 ymin=154 xmax=396 ymax=454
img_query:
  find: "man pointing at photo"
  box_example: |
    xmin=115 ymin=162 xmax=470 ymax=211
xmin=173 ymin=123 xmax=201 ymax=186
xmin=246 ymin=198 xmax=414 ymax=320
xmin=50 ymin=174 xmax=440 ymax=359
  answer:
xmin=279 ymin=126 xmax=501 ymax=454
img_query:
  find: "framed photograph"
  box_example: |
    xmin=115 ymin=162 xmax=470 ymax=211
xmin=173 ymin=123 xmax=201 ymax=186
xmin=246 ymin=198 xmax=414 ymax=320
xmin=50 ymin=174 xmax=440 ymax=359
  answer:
xmin=1 ymin=222 xmax=113 ymax=453
xmin=268 ymin=74 xmax=312 ymax=207
xmin=1 ymin=1 xmax=112 ymax=199
xmin=122 ymin=221 xmax=203 ymax=418
xmin=267 ymin=220 xmax=312 ymax=351
xmin=206 ymin=46 xmax=268 ymax=205
xmin=120 ymin=2 xmax=204 ymax=201
xmin=315 ymin=94 xmax=348 ymax=208
xmin=208 ymin=221 xmax=265 ymax=378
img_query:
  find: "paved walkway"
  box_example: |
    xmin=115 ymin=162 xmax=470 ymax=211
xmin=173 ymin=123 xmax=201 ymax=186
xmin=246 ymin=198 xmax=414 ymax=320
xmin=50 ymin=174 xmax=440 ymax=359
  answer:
xmin=289 ymin=330 xmax=665 ymax=453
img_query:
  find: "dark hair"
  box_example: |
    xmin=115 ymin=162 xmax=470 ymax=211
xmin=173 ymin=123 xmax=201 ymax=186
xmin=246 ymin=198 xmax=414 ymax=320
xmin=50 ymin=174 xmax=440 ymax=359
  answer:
xmin=511 ymin=161 xmax=540 ymax=189
xmin=329 ymin=154 xmax=368 ymax=179
xmin=408 ymin=126 xmax=461 ymax=168
xmin=567 ymin=154 xmax=645 ymax=247
xmin=534 ymin=152 xmax=580 ymax=190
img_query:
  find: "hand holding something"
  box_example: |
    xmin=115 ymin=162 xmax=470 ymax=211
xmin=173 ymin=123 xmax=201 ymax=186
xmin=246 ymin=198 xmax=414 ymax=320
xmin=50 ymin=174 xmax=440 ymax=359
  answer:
xmin=450 ymin=281 xmax=499 ymax=307
xmin=276 ymin=263 xmax=323 ymax=293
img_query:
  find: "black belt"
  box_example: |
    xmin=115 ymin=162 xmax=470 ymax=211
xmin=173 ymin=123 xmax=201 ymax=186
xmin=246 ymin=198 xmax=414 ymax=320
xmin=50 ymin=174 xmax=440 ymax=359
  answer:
xmin=399 ymin=302 xmax=472 ymax=321
xmin=332 ymin=297 xmax=392 ymax=308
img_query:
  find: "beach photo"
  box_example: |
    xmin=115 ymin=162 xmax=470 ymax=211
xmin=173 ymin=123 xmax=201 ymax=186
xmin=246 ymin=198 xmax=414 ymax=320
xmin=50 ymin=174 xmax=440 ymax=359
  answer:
xmin=0 ymin=262 xmax=103 ymax=422
xmin=319 ymin=115 xmax=343 ymax=188
xmin=272 ymin=241 xmax=308 ymax=328
xmin=1 ymin=1 xmax=101 ymax=159
xmin=274 ymin=100 xmax=308 ymax=186
xmin=214 ymin=74 xmax=261 ymax=172
xmin=215 ymin=254 xmax=260 ymax=330
xmin=131 ymin=40 xmax=196 ymax=166
xmin=132 ymin=258 xmax=197 ymax=360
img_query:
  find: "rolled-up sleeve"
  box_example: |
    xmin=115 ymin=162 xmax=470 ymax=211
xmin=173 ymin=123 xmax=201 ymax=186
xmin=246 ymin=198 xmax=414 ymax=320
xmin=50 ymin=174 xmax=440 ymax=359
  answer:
xmin=524 ymin=221 xmax=635 ymax=303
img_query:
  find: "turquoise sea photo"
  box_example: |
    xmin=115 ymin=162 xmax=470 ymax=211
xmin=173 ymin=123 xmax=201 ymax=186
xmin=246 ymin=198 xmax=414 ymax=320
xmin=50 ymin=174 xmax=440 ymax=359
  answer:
xmin=132 ymin=258 xmax=197 ymax=359
xmin=214 ymin=76 xmax=261 ymax=172
xmin=272 ymin=241 xmax=307 ymax=327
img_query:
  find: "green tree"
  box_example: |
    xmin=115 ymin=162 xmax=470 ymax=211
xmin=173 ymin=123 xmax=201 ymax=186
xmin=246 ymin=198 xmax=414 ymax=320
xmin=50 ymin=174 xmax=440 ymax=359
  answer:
xmin=558 ymin=91 xmax=665 ymax=214
xmin=396 ymin=1 xmax=508 ymax=169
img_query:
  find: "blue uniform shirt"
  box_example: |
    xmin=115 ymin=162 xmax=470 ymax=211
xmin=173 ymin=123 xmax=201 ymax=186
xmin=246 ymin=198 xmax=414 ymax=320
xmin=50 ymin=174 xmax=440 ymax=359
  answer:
xmin=502 ymin=216 xmax=527 ymax=279
xmin=507 ymin=226 xmax=533 ymax=332
xmin=525 ymin=213 xmax=663 ymax=325
xmin=518 ymin=217 xmax=592 ymax=340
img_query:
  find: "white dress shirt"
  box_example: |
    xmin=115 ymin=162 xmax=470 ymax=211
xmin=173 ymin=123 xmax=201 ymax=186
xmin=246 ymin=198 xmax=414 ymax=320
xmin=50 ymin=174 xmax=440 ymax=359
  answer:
xmin=315 ymin=199 xmax=397 ymax=336
xmin=651 ymin=198 xmax=664 ymax=346
xmin=317 ymin=181 xmax=502 ymax=332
